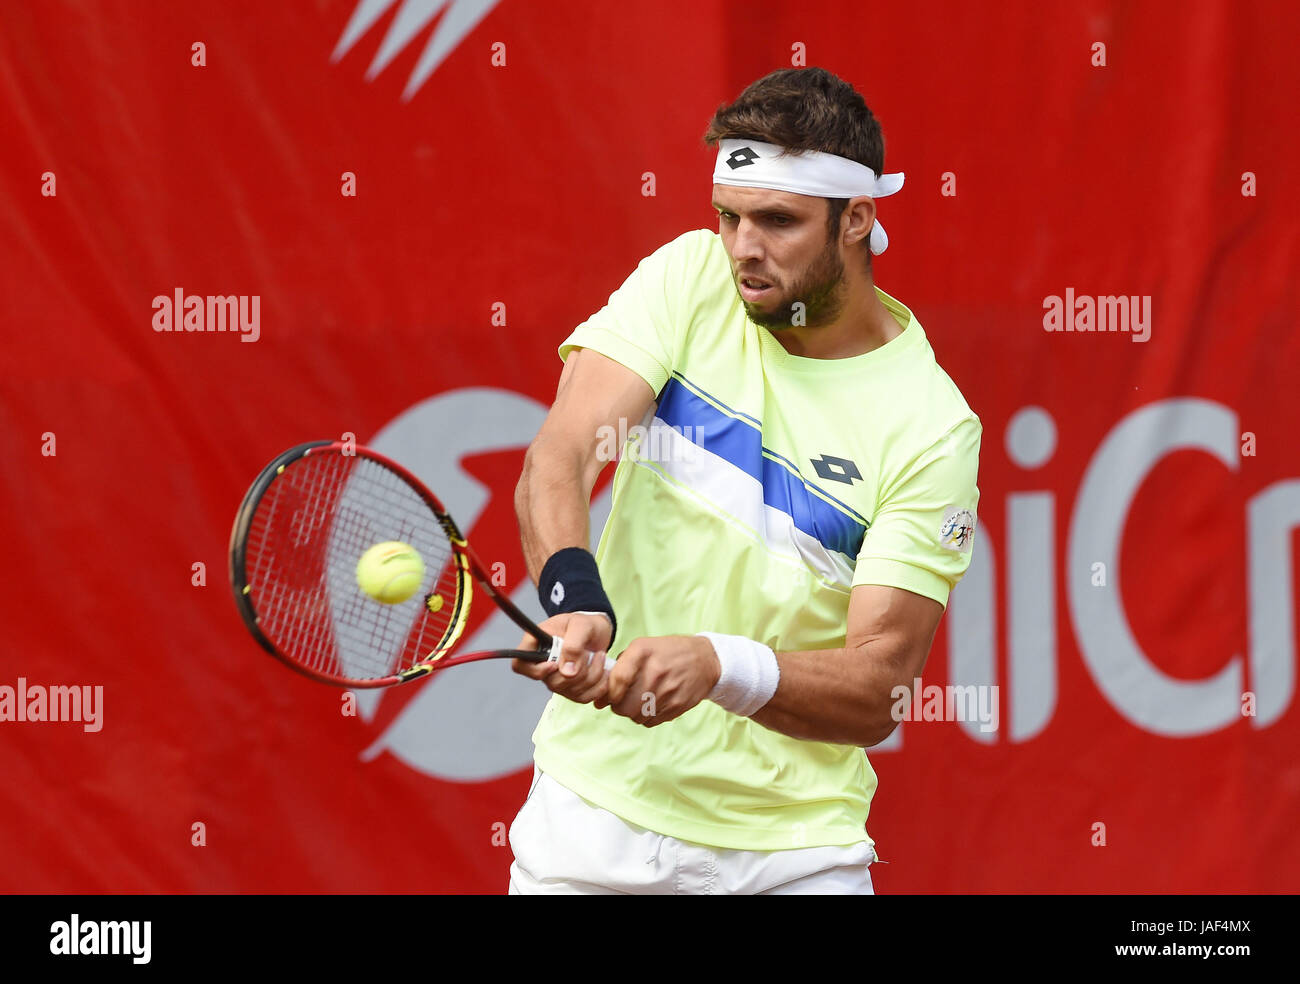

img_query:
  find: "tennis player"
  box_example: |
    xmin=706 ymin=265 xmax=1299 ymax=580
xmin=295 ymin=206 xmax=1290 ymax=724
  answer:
xmin=508 ymin=67 xmax=981 ymax=894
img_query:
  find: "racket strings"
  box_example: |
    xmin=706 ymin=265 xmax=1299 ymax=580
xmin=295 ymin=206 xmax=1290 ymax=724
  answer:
xmin=243 ymin=450 xmax=464 ymax=681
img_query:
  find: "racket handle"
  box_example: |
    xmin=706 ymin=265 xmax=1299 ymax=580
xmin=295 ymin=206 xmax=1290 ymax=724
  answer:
xmin=547 ymin=635 xmax=616 ymax=672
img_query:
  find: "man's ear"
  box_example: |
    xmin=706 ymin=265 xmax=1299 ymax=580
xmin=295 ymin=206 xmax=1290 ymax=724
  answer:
xmin=842 ymin=195 xmax=877 ymax=250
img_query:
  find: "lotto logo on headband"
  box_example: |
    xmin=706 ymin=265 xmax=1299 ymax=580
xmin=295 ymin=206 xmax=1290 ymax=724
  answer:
xmin=726 ymin=146 xmax=760 ymax=169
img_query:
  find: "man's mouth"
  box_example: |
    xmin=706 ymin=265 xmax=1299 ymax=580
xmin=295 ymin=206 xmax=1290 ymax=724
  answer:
xmin=738 ymin=275 xmax=774 ymax=300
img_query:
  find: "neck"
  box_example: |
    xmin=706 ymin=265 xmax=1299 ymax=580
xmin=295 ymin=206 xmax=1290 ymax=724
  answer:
xmin=768 ymin=270 xmax=901 ymax=359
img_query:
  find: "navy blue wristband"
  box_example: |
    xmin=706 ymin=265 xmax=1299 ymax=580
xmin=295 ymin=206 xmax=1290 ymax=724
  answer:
xmin=538 ymin=547 xmax=617 ymax=645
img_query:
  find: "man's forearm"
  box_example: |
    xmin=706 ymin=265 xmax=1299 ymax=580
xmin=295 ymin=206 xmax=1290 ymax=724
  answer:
xmin=747 ymin=644 xmax=914 ymax=747
xmin=515 ymin=436 xmax=597 ymax=583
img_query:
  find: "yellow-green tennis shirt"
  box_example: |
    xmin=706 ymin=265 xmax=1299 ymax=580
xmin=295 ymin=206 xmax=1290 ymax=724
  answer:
xmin=531 ymin=228 xmax=981 ymax=851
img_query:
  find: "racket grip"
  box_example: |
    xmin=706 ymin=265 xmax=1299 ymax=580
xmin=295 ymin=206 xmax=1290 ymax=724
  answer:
xmin=547 ymin=636 xmax=616 ymax=672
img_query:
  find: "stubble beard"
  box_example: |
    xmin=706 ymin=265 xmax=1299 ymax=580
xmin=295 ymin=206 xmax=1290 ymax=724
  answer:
xmin=740 ymin=236 xmax=848 ymax=331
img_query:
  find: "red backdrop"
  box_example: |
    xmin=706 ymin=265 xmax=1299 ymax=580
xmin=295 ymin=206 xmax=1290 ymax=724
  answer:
xmin=2 ymin=0 xmax=1296 ymax=893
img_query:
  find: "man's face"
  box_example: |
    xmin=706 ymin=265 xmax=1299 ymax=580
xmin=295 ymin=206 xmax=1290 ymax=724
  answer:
xmin=712 ymin=185 xmax=847 ymax=331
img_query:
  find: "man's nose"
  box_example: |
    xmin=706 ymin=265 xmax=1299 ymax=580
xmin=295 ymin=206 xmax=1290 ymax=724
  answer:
xmin=729 ymin=220 xmax=763 ymax=263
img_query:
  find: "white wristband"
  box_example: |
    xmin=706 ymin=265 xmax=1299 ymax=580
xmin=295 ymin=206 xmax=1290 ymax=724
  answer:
xmin=697 ymin=632 xmax=780 ymax=717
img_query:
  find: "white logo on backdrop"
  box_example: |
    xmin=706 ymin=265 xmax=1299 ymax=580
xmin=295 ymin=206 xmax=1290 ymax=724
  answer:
xmin=332 ymin=0 xmax=502 ymax=100
xmin=945 ymin=399 xmax=1297 ymax=744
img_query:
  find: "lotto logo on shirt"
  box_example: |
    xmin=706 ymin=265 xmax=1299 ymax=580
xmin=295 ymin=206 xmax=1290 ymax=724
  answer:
xmin=939 ymin=506 xmax=976 ymax=552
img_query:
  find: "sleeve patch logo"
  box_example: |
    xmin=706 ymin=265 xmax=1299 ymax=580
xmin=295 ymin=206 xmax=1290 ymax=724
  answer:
xmin=939 ymin=506 xmax=976 ymax=553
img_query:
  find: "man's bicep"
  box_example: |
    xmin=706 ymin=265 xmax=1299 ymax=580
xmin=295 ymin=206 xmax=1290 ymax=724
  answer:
xmin=540 ymin=347 xmax=656 ymax=482
xmin=844 ymin=582 xmax=944 ymax=681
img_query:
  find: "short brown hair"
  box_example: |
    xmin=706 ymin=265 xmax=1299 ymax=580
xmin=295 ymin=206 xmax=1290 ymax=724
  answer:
xmin=703 ymin=67 xmax=885 ymax=264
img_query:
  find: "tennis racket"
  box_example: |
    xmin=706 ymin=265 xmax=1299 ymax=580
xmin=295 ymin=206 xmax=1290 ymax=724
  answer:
xmin=228 ymin=439 xmax=606 ymax=688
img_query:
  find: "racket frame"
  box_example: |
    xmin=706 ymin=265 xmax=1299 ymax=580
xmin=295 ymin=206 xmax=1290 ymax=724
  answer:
xmin=229 ymin=440 xmax=557 ymax=688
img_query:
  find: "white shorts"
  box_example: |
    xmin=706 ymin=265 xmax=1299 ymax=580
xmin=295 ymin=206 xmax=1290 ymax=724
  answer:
xmin=507 ymin=768 xmax=876 ymax=895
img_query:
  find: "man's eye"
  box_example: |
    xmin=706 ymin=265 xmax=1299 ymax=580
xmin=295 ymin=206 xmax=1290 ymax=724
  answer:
xmin=770 ymin=215 xmax=790 ymax=226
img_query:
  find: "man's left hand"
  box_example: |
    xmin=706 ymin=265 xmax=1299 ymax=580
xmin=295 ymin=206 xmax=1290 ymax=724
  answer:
xmin=598 ymin=635 xmax=721 ymax=727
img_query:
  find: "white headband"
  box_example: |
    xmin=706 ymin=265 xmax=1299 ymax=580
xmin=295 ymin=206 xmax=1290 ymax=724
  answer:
xmin=712 ymin=139 xmax=904 ymax=254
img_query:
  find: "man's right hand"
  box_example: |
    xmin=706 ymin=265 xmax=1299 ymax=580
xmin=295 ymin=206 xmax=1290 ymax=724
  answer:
xmin=512 ymin=612 xmax=613 ymax=705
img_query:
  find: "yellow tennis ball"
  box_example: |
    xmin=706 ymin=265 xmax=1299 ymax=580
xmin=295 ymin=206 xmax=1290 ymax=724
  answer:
xmin=356 ymin=541 xmax=425 ymax=604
